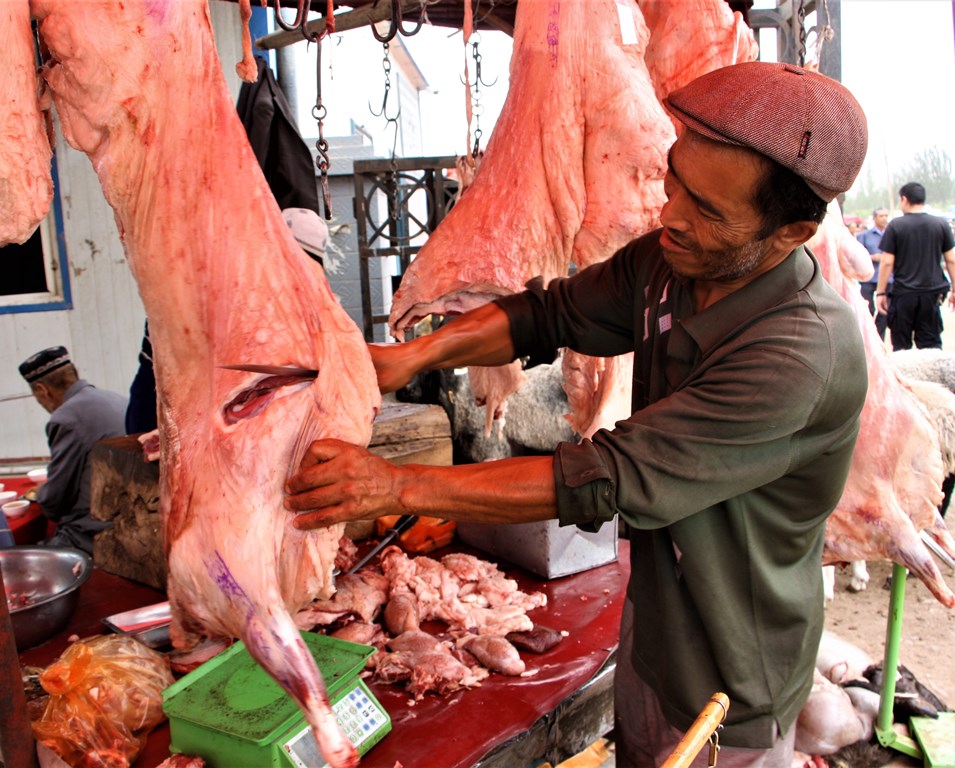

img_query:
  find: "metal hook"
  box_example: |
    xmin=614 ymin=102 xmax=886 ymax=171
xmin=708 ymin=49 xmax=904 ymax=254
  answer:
xmin=371 ymin=0 xmax=424 ymax=43
xmin=459 ymin=36 xmax=498 ymax=89
xmin=272 ymin=0 xmax=310 ymax=34
xmin=368 ymin=87 xmax=401 ymax=122
xmin=368 ymin=44 xmax=401 ymax=121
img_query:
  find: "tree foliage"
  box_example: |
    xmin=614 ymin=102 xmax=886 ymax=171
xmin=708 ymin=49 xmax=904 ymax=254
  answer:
xmin=846 ymin=146 xmax=954 ymax=217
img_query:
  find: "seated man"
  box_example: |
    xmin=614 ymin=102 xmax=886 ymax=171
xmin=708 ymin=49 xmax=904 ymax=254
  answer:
xmin=19 ymin=346 xmax=128 ymax=554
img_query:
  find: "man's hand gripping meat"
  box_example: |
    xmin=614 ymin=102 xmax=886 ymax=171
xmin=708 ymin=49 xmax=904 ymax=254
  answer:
xmin=285 ymin=304 xmax=558 ymax=530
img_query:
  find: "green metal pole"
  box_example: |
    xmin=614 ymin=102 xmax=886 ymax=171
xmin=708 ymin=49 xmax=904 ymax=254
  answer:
xmin=875 ymin=562 xmax=922 ymax=759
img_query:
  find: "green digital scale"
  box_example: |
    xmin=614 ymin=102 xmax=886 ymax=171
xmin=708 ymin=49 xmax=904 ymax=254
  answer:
xmin=162 ymin=632 xmax=391 ymax=767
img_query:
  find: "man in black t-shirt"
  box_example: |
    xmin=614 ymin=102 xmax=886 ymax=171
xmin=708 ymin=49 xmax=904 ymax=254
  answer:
xmin=875 ymin=182 xmax=955 ymax=350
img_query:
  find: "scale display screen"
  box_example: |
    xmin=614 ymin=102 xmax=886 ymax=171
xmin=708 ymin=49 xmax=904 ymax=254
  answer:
xmin=282 ymin=683 xmax=391 ymax=768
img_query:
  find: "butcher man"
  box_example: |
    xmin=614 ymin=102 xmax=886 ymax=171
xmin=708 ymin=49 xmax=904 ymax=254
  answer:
xmin=287 ymin=61 xmax=869 ymax=767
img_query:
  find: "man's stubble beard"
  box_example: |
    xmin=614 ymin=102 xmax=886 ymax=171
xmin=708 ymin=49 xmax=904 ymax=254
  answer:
xmin=664 ymin=237 xmax=770 ymax=283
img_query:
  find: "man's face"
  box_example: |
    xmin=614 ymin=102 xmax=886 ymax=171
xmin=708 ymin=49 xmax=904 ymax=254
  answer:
xmin=873 ymin=210 xmax=889 ymax=230
xmin=659 ymin=131 xmax=773 ymax=282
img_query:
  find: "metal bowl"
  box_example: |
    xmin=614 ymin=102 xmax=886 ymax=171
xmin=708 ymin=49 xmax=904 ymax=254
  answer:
xmin=1 ymin=547 xmax=93 ymax=650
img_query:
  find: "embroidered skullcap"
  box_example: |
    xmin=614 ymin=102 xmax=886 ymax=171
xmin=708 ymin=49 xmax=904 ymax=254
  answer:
xmin=19 ymin=346 xmax=71 ymax=383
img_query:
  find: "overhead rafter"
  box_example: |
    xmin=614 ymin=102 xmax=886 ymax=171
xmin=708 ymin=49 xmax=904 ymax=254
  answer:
xmin=256 ymin=0 xmax=424 ymax=50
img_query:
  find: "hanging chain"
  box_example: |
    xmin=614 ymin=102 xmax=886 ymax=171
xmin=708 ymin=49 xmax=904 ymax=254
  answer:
xmin=469 ymin=37 xmax=484 ymax=157
xmin=309 ymin=30 xmax=332 ymax=219
xmin=272 ymin=0 xmax=334 ymax=218
xmin=464 ymin=33 xmax=497 ymax=160
xmin=796 ymin=0 xmax=807 ymax=67
xmin=369 ymin=42 xmax=401 ymax=170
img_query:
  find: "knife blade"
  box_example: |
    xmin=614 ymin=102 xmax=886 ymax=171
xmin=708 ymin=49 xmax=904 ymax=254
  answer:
xmin=347 ymin=514 xmax=419 ymax=574
xmin=221 ymin=364 xmax=319 ymax=378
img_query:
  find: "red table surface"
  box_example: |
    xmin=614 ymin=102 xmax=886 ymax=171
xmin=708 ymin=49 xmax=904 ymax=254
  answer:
xmin=2 ymin=476 xmax=50 ymax=545
xmin=16 ymin=541 xmax=630 ymax=768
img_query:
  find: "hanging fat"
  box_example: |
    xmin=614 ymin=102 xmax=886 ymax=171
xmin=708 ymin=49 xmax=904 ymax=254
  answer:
xmin=1 ymin=0 xmax=53 ymax=246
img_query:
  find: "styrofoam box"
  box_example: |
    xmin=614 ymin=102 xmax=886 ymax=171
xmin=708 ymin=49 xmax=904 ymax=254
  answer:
xmin=456 ymin=519 xmax=618 ymax=579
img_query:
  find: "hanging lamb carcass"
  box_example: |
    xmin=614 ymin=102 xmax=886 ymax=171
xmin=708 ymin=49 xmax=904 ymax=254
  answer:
xmin=388 ymin=0 xmax=678 ymax=437
xmin=20 ymin=1 xmax=380 ymax=765
xmin=808 ymin=210 xmax=955 ymax=607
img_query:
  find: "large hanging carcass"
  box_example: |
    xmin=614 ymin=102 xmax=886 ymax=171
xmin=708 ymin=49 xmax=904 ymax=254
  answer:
xmin=23 ymin=1 xmax=380 ymax=765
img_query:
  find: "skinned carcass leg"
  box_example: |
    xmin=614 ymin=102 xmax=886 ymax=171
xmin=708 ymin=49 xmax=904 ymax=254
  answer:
xmin=809 ymin=211 xmax=955 ymax=607
xmin=639 ymin=0 xmax=758 ymax=130
xmin=32 ymin=2 xmax=379 ymax=765
xmin=1 ymin=0 xmax=53 ymax=246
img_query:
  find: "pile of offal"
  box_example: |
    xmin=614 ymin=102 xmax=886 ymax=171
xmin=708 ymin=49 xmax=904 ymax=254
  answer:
xmin=297 ymin=544 xmax=562 ymax=700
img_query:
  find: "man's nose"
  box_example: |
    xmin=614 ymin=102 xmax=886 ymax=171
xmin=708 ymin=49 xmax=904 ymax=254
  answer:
xmin=660 ymin=190 xmax=689 ymax=232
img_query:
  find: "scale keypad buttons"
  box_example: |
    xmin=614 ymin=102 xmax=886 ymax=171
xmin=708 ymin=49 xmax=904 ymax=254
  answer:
xmin=334 ymin=686 xmax=387 ymax=743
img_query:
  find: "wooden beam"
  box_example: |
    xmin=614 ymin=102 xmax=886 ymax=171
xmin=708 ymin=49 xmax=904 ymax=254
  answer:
xmin=476 ymin=10 xmax=513 ymax=36
xmin=255 ymin=0 xmax=424 ymax=50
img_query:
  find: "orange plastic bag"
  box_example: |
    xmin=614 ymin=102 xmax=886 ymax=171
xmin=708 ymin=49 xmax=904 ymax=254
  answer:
xmin=32 ymin=634 xmax=175 ymax=768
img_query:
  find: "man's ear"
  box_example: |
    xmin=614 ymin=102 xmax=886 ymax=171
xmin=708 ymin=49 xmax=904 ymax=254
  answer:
xmin=773 ymin=220 xmax=818 ymax=252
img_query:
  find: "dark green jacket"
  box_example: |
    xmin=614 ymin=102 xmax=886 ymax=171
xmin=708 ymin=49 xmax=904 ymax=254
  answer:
xmin=496 ymin=230 xmax=867 ymax=747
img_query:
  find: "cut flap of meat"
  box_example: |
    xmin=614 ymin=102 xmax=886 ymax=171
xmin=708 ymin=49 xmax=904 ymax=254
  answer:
xmin=1 ymin=0 xmax=53 ymax=246
xmin=809 ymin=212 xmax=954 ymax=607
xmin=33 ymin=2 xmax=379 ymax=766
xmin=561 ymin=351 xmax=634 ymax=438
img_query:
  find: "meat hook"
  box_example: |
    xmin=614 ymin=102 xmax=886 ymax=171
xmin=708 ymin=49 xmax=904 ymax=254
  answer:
xmin=371 ymin=0 xmax=424 ymax=43
xmin=271 ymin=0 xmax=311 ymax=35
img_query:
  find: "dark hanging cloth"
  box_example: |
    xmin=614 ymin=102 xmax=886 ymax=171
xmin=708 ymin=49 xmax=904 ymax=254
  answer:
xmin=236 ymin=56 xmax=320 ymax=213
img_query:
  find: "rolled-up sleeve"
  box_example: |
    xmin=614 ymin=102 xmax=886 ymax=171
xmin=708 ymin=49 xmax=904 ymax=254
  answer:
xmin=553 ymin=439 xmax=618 ymax=532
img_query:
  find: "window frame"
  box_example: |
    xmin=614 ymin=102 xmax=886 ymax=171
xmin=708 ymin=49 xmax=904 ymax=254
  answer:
xmin=0 ymin=159 xmax=73 ymax=315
